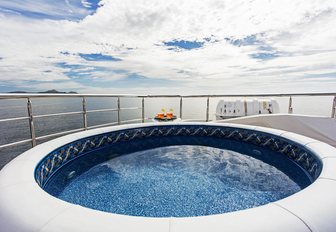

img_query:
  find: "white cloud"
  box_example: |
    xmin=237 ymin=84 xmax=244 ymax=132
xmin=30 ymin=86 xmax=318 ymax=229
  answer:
xmin=0 ymin=0 xmax=335 ymax=94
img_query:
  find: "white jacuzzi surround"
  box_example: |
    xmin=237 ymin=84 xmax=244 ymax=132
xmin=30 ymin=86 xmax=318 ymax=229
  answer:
xmin=1 ymin=122 xmax=336 ymax=232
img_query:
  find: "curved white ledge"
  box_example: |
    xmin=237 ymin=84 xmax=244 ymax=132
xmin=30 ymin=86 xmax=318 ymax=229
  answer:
xmin=1 ymin=122 xmax=336 ymax=232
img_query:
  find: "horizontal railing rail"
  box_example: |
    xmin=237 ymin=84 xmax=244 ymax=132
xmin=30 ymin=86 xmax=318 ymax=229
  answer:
xmin=0 ymin=92 xmax=335 ymax=151
xmin=34 ymin=111 xmax=84 ymax=119
xmin=0 ymin=116 xmax=29 ymax=123
xmin=1 ymin=92 xmax=336 ymax=99
xmin=0 ymin=139 xmax=33 ymax=150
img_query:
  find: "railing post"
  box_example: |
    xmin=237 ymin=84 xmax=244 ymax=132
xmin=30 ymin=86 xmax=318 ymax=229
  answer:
xmin=27 ymin=98 xmax=36 ymax=147
xmin=117 ymin=97 xmax=121 ymax=125
xmin=82 ymin=97 xmax=88 ymax=130
xmin=206 ymin=97 xmax=210 ymax=122
xmin=179 ymin=97 xmax=183 ymax=119
xmin=331 ymin=96 xmax=336 ymax=118
xmin=244 ymin=99 xmax=248 ymax=116
xmin=288 ymin=96 xmax=293 ymax=114
xmin=141 ymin=97 xmax=145 ymax=123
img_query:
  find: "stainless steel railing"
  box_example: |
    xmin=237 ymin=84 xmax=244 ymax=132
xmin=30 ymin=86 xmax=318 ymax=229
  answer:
xmin=0 ymin=92 xmax=335 ymax=150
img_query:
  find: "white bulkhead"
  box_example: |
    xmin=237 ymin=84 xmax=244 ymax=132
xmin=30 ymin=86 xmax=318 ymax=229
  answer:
xmin=216 ymin=99 xmax=279 ymax=119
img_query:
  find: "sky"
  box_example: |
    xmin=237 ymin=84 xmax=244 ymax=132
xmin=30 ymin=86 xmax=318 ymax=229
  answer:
xmin=0 ymin=0 xmax=335 ymax=94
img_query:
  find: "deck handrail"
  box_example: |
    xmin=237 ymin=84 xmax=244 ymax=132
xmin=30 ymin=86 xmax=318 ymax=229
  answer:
xmin=0 ymin=92 xmax=336 ymax=99
xmin=0 ymin=92 xmax=335 ymax=150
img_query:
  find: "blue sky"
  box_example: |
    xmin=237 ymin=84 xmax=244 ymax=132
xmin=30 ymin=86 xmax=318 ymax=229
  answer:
xmin=0 ymin=0 xmax=335 ymax=94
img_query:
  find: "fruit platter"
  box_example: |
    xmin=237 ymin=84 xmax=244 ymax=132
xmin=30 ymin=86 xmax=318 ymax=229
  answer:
xmin=154 ymin=108 xmax=177 ymax=121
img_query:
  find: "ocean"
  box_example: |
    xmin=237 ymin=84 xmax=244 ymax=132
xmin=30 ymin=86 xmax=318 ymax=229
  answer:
xmin=0 ymin=95 xmax=334 ymax=169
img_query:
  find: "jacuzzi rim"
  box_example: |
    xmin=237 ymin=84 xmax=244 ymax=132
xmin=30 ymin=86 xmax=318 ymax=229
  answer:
xmin=1 ymin=122 xmax=336 ymax=232
xmin=36 ymin=123 xmax=320 ymax=188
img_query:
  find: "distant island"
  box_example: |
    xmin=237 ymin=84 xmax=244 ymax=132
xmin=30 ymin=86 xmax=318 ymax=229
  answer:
xmin=8 ymin=89 xmax=78 ymax=94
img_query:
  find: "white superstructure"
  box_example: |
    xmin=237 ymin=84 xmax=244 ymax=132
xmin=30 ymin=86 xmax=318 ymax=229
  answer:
xmin=216 ymin=98 xmax=280 ymax=119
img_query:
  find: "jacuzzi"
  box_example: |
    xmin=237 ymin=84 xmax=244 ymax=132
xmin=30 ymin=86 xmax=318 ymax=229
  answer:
xmin=1 ymin=122 xmax=336 ymax=232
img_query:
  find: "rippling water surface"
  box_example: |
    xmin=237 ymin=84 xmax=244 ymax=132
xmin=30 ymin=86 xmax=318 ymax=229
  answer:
xmin=47 ymin=144 xmax=303 ymax=217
